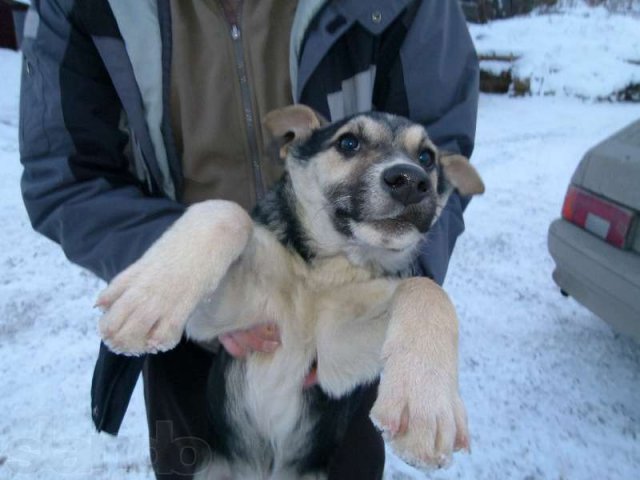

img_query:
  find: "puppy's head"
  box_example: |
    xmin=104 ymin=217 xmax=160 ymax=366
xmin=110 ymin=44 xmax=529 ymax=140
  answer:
xmin=264 ymin=105 xmax=484 ymax=272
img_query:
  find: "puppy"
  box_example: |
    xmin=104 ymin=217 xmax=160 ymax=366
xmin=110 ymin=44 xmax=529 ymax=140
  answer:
xmin=97 ymin=106 xmax=485 ymax=479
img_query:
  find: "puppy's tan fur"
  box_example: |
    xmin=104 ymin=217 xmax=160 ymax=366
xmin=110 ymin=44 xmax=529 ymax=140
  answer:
xmin=97 ymin=106 xmax=483 ymax=474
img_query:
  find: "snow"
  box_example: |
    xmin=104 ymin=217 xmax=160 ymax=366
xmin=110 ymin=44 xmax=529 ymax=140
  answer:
xmin=385 ymin=94 xmax=640 ymax=480
xmin=1 ymin=12 xmax=640 ymax=480
xmin=469 ymin=3 xmax=640 ymax=99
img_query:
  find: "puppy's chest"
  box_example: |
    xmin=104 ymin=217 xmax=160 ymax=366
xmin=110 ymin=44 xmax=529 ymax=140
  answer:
xmin=207 ymin=230 xmax=392 ymax=476
xmin=225 ymin=228 xmax=382 ymax=327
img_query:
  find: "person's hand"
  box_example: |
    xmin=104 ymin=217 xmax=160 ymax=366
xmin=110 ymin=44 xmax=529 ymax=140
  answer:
xmin=219 ymin=323 xmax=281 ymax=358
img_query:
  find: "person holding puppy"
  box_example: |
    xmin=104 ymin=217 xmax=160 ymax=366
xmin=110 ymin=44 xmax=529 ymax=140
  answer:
xmin=19 ymin=0 xmax=478 ymax=478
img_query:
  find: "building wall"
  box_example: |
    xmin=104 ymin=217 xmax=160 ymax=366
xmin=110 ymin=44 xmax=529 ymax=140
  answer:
xmin=0 ymin=3 xmax=18 ymax=50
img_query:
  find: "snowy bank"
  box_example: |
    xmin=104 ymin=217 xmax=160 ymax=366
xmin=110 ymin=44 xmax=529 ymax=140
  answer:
xmin=470 ymin=3 xmax=640 ymax=100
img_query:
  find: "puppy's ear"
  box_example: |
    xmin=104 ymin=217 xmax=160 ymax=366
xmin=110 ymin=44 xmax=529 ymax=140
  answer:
xmin=263 ymin=105 xmax=326 ymax=159
xmin=439 ymin=153 xmax=485 ymax=196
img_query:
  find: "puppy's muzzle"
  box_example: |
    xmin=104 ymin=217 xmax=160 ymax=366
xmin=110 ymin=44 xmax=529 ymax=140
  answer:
xmin=382 ymin=164 xmax=429 ymax=206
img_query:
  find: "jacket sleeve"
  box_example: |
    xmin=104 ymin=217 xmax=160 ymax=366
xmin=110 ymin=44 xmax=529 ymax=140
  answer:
xmin=19 ymin=2 xmax=185 ymax=282
xmin=400 ymin=0 xmax=480 ymax=285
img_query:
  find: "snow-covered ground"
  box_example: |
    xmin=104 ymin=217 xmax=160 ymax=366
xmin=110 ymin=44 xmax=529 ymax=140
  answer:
xmin=1 ymin=21 xmax=640 ymax=480
xmin=386 ymin=93 xmax=640 ymax=480
xmin=470 ymin=3 xmax=640 ymax=100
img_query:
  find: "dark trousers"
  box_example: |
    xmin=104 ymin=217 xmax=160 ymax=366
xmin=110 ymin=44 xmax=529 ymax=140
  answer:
xmin=143 ymin=340 xmax=385 ymax=479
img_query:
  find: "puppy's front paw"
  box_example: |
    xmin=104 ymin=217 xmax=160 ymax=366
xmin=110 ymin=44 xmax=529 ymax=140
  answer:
xmin=96 ymin=263 xmax=195 ymax=355
xmin=370 ymin=360 xmax=469 ymax=470
xmin=96 ymin=200 xmax=254 ymax=355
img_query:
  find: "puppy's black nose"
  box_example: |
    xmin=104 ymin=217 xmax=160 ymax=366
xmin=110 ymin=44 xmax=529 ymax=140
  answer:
xmin=382 ymin=164 xmax=429 ymax=206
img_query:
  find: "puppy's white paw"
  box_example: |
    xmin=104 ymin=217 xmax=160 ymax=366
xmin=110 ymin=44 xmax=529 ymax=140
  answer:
xmin=96 ymin=200 xmax=253 ymax=355
xmin=96 ymin=263 xmax=196 ymax=355
xmin=370 ymin=358 xmax=469 ymax=470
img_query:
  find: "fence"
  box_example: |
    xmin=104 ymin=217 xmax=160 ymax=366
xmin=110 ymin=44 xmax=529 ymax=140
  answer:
xmin=460 ymin=0 xmax=558 ymax=22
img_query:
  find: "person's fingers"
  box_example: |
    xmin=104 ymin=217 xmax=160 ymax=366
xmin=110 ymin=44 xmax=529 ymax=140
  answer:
xmin=219 ymin=333 xmax=248 ymax=358
xmin=219 ymin=323 xmax=281 ymax=358
xmin=251 ymin=323 xmax=281 ymax=342
xmin=303 ymin=362 xmax=318 ymax=388
xmin=230 ymin=329 xmax=280 ymax=353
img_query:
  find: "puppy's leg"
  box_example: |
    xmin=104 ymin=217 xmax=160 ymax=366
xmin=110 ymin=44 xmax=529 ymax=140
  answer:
xmin=97 ymin=200 xmax=253 ymax=355
xmin=370 ymin=277 xmax=469 ymax=470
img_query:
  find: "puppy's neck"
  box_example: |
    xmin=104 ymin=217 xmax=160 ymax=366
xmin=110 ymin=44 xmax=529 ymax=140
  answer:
xmin=251 ymin=175 xmax=315 ymax=262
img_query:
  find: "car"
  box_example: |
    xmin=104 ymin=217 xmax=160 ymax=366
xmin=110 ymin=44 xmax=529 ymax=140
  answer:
xmin=548 ymin=119 xmax=640 ymax=343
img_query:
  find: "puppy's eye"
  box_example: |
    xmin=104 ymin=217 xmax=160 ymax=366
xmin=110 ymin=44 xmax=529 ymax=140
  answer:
xmin=337 ymin=134 xmax=360 ymax=154
xmin=418 ymin=150 xmax=435 ymax=170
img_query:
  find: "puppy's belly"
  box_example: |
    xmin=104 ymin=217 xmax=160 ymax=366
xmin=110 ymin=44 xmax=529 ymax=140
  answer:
xmin=205 ymin=346 xmax=368 ymax=479
xmin=243 ymin=343 xmax=315 ymax=447
xmin=206 ymin=346 xmax=319 ymax=477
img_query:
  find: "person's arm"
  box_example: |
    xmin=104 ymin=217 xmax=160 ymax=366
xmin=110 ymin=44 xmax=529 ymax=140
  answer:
xmin=19 ymin=1 xmax=185 ymax=282
xmin=20 ymin=0 xmax=281 ymax=354
xmin=20 ymin=3 xmax=281 ymax=434
xmin=378 ymin=0 xmax=479 ymax=285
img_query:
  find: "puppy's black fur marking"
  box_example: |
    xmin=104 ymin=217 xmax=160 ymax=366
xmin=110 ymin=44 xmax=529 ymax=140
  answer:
xmin=330 ymin=206 xmax=353 ymax=238
xmin=325 ymin=183 xmax=361 ymax=238
xmin=295 ymin=385 xmax=371 ymax=474
xmin=293 ymin=117 xmax=352 ymax=161
xmin=252 ymin=174 xmax=315 ymax=262
xmin=206 ymin=351 xmax=240 ymax=461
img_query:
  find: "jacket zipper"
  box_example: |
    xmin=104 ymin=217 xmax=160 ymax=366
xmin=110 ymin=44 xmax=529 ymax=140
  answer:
xmin=226 ymin=19 xmax=266 ymax=201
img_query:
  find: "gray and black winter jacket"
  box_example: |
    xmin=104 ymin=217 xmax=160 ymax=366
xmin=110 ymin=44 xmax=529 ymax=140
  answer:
xmin=19 ymin=0 xmax=479 ymax=434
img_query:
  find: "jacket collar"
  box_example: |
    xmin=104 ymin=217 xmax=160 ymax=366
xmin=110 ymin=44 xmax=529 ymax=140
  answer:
xmin=291 ymin=0 xmax=414 ymax=101
xmin=334 ymin=0 xmax=414 ymax=35
xmin=106 ymin=0 xmax=176 ymax=198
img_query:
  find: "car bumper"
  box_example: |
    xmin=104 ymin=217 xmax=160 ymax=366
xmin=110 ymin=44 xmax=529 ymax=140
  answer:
xmin=548 ymin=218 xmax=640 ymax=342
